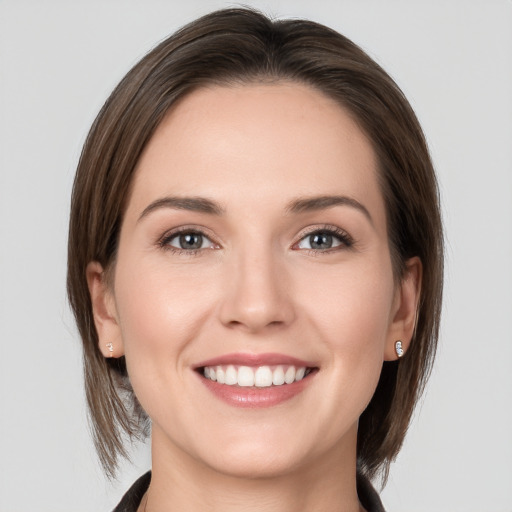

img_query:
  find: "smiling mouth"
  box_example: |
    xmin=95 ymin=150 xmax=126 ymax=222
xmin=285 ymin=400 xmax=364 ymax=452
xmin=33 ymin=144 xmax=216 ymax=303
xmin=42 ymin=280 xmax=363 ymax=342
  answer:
xmin=199 ymin=365 xmax=316 ymax=388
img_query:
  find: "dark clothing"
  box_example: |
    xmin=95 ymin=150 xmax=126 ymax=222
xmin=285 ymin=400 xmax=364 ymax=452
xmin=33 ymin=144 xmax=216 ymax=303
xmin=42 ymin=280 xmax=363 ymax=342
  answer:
xmin=113 ymin=471 xmax=386 ymax=512
xmin=357 ymin=472 xmax=386 ymax=512
xmin=113 ymin=472 xmax=151 ymax=512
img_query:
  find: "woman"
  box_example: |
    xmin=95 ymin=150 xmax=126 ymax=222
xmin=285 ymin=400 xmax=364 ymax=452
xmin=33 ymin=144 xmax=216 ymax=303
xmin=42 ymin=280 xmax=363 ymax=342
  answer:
xmin=67 ymin=8 xmax=443 ymax=512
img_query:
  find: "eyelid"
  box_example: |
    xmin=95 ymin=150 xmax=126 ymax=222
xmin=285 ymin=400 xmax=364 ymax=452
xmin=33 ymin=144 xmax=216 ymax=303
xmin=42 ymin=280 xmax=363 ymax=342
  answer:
xmin=156 ymin=223 xmax=353 ymax=254
xmin=157 ymin=225 xmax=221 ymax=252
xmin=292 ymin=224 xmax=355 ymax=251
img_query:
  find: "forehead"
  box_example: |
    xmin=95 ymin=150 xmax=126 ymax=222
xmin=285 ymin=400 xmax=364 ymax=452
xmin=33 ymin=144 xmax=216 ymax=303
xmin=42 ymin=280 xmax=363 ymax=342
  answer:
xmin=127 ymin=83 xmax=384 ymax=224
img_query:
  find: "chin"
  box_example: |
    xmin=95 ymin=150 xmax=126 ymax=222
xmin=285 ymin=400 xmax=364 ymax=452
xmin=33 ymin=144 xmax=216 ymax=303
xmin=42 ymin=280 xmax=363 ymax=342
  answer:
xmin=201 ymin=445 xmax=306 ymax=480
xmin=186 ymin=422 xmax=338 ymax=481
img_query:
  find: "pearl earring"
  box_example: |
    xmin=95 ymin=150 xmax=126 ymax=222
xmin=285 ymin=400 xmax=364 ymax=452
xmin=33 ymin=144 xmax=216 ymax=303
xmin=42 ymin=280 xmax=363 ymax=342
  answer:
xmin=395 ymin=340 xmax=404 ymax=358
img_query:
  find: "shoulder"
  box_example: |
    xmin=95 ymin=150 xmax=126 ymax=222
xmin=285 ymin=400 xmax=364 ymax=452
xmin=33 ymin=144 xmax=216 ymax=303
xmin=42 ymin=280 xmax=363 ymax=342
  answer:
xmin=112 ymin=471 xmax=151 ymax=512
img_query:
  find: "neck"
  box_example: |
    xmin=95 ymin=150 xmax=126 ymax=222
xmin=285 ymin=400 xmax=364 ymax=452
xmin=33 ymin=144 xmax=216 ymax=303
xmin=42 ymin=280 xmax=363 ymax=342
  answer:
xmin=143 ymin=426 xmax=364 ymax=512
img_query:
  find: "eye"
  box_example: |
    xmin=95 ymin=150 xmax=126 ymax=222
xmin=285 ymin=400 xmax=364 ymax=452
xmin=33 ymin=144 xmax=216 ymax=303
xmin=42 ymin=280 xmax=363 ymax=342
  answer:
xmin=295 ymin=227 xmax=353 ymax=252
xmin=161 ymin=230 xmax=217 ymax=252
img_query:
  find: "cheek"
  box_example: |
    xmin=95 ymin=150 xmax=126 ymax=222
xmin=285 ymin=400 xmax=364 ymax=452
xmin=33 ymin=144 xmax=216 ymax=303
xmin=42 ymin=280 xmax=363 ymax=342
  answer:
xmin=112 ymin=260 xmax=214 ymax=421
xmin=113 ymin=258 xmax=216 ymax=368
xmin=302 ymin=258 xmax=395 ymax=345
xmin=299 ymin=259 xmax=395 ymax=396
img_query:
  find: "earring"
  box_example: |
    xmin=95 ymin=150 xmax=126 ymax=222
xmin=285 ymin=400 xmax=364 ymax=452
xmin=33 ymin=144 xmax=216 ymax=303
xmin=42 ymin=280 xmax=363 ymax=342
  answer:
xmin=106 ymin=342 xmax=114 ymax=358
xmin=395 ymin=340 xmax=404 ymax=358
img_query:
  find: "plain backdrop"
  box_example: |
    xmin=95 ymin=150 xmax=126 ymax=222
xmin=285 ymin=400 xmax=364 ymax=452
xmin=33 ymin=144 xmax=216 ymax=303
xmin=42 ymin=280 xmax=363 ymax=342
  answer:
xmin=1 ymin=1 xmax=511 ymax=511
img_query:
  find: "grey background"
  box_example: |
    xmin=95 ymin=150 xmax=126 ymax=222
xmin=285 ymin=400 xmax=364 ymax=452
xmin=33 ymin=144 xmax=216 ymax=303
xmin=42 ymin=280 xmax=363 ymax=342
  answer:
xmin=1 ymin=1 xmax=511 ymax=511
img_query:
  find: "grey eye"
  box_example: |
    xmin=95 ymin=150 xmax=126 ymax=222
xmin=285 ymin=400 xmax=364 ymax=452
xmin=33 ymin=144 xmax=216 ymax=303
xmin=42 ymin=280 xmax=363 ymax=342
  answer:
xmin=297 ymin=231 xmax=343 ymax=250
xmin=168 ymin=232 xmax=212 ymax=250
xmin=309 ymin=233 xmax=334 ymax=250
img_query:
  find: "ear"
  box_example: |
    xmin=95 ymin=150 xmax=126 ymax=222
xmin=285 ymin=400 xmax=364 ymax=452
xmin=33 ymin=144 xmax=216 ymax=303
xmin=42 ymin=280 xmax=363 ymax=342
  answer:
xmin=86 ymin=261 xmax=124 ymax=358
xmin=384 ymin=257 xmax=422 ymax=361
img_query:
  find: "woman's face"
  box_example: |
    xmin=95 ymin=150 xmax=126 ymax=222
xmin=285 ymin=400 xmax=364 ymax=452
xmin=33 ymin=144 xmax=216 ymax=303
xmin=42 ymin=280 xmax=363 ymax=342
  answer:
xmin=89 ymin=83 xmax=419 ymax=478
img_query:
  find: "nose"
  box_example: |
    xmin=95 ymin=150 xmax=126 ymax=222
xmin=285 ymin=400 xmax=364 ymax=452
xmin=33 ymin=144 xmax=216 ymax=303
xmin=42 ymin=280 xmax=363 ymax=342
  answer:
xmin=218 ymin=246 xmax=296 ymax=333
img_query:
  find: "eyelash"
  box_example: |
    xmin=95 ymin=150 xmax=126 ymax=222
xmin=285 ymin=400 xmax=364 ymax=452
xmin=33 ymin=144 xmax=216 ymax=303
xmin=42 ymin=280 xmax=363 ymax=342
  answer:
xmin=158 ymin=226 xmax=218 ymax=256
xmin=293 ymin=225 xmax=354 ymax=254
xmin=158 ymin=224 xmax=354 ymax=256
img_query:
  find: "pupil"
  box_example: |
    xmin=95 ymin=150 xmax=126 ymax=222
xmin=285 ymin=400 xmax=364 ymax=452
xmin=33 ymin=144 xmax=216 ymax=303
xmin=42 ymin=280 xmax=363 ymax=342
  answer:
xmin=180 ymin=233 xmax=202 ymax=249
xmin=310 ymin=232 xmax=332 ymax=249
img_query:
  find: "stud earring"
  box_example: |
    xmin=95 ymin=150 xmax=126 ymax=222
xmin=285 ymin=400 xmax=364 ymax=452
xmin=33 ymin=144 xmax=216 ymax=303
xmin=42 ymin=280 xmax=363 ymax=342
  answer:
xmin=395 ymin=340 xmax=404 ymax=358
xmin=106 ymin=342 xmax=114 ymax=357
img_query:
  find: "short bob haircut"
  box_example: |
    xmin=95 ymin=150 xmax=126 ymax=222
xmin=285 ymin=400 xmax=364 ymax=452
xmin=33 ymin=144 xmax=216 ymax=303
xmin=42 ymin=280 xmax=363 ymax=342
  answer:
xmin=67 ymin=8 xmax=443 ymax=481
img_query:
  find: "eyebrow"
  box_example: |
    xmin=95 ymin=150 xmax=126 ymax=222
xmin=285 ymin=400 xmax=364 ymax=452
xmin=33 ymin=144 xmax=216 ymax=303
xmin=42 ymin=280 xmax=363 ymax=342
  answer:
xmin=138 ymin=194 xmax=372 ymax=224
xmin=138 ymin=196 xmax=224 ymax=221
xmin=286 ymin=195 xmax=373 ymax=224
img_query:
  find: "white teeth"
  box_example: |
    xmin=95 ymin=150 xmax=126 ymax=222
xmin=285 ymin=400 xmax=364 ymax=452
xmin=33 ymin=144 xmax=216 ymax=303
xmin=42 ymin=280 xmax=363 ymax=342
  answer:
xmin=272 ymin=366 xmax=285 ymax=385
xmin=255 ymin=366 xmax=273 ymax=387
xmin=203 ymin=364 xmax=310 ymax=387
xmin=216 ymin=366 xmax=225 ymax=384
xmin=284 ymin=366 xmax=296 ymax=384
xmin=237 ymin=366 xmax=254 ymax=387
xmin=225 ymin=365 xmax=237 ymax=385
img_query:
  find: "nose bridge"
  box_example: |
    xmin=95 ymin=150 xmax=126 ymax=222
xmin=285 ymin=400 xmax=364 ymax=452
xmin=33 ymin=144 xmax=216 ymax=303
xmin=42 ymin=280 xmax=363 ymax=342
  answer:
xmin=219 ymin=236 xmax=294 ymax=331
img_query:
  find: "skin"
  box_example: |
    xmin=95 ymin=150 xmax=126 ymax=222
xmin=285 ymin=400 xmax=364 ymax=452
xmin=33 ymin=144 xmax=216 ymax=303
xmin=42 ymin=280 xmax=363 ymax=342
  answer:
xmin=88 ymin=83 xmax=421 ymax=512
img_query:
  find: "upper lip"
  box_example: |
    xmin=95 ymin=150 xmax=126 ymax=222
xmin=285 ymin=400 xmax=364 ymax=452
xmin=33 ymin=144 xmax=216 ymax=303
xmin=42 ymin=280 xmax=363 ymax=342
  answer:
xmin=194 ymin=352 xmax=317 ymax=369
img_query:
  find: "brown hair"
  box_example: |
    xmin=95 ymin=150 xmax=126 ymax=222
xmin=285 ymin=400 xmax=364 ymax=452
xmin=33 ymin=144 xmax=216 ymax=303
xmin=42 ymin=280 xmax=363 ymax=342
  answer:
xmin=67 ymin=7 xmax=443 ymax=481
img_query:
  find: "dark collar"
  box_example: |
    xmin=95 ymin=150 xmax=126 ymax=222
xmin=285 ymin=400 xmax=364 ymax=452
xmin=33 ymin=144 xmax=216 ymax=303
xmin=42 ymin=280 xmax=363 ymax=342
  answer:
xmin=357 ymin=472 xmax=386 ymax=512
xmin=112 ymin=472 xmax=151 ymax=512
xmin=113 ymin=471 xmax=386 ymax=512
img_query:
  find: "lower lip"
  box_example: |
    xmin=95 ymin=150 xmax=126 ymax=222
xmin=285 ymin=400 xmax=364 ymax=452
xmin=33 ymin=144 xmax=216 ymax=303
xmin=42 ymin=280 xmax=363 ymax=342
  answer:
xmin=199 ymin=373 xmax=315 ymax=408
